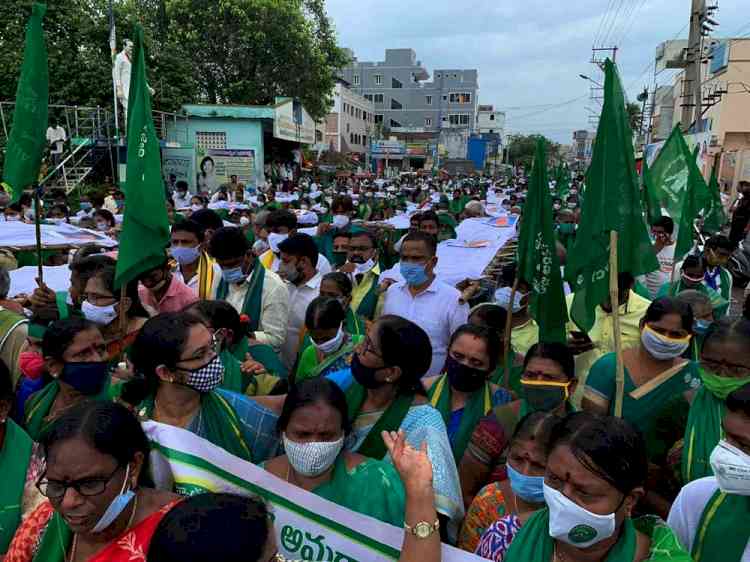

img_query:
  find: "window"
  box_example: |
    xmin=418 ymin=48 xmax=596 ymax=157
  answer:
xmin=391 ymin=98 xmax=402 ymax=110
xmin=449 ymin=114 xmax=470 ymax=126
xmin=315 ymin=130 xmax=323 ymax=142
xmin=363 ymin=135 xmax=367 ymax=146
xmin=374 ymin=94 xmax=384 ymax=104
xmin=489 ymin=114 xmax=495 ymax=120
xmin=362 ymin=111 xmax=367 ymax=121
xmin=364 ymin=94 xmax=373 ymax=101
xmin=346 ymin=123 xmax=350 ymax=133
xmin=353 ymin=75 xmax=360 ymax=85
xmin=442 ymin=95 xmax=448 ymax=101
xmin=453 ymin=73 xmax=458 ymax=79
xmin=449 ymin=93 xmax=472 ymax=104
xmin=390 ymin=119 xmax=402 ymax=128
xmin=392 ymin=77 xmax=403 ymax=89
xmin=356 ymin=108 xmax=360 ymax=118
xmin=436 ymin=73 xmax=441 ymax=78
xmin=489 ymin=129 xmax=494 ymax=134
xmin=196 ymin=131 xmax=227 ymax=150
xmin=374 ymin=114 xmax=384 ymax=124
xmin=426 ymin=95 xmax=432 ymax=105
xmin=425 ymin=117 xmax=432 ymax=127
xmin=374 ymin=74 xmax=383 ymax=86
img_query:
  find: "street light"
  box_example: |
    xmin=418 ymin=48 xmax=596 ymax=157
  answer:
xmin=579 ymin=74 xmax=603 ymax=88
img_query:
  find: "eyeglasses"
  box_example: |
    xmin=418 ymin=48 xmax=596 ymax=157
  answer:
xmin=700 ymin=358 xmax=750 ymax=378
xmin=37 ymin=465 xmax=122 ymax=500
xmin=174 ymin=334 xmax=221 ymax=368
xmin=360 ymin=336 xmax=383 ymax=359
xmin=82 ymin=292 xmax=117 ymax=306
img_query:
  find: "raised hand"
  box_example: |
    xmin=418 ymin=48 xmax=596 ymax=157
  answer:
xmin=382 ymin=430 xmax=433 ymax=494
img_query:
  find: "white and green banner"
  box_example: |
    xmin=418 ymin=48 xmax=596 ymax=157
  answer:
xmin=143 ymin=421 xmax=484 ymax=562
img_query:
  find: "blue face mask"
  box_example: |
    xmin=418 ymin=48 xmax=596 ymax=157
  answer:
xmin=221 ymin=265 xmax=246 ymax=284
xmin=506 ymin=462 xmax=545 ymax=503
xmin=91 ymin=464 xmax=136 ymax=533
xmin=694 ymin=319 xmax=712 ymax=336
xmin=400 ymin=261 xmax=429 ymax=287
xmin=171 ymin=245 xmax=201 ymax=266
xmin=80 ymin=202 xmax=93 ymax=211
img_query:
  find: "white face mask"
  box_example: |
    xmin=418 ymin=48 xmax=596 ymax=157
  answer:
xmin=239 ymin=216 xmax=251 ymax=226
xmin=710 ymin=440 xmax=750 ymax=495
xmin=494 ymin=286 xmax=527 ymax=313
xmin=268 ymin=232 xmax=288 ymax=254
xmin=312 ymin=326 xmax=344 ymax=355
xmin=82 ymin=300 xmax=118 ymax=325
xmin=354 ymin=257 xmax=376 ymax=275
xmin=190 ymin=204 xmax=203 ymax=212
xmin=283 ymin=434 xmax=344 ymax=477
xmin=332 ymin=214 xmax=350 ymax=229
xmin=544 ymin=483 xmax=617 ymax=548
xmin=252 ymin=238 xmax=270 ymax=255
xmin=96 ymin=222 xmax=109 ymax=231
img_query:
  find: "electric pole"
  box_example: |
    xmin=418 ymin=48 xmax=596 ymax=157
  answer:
xmin=679 ymin=0 xmax=718 ymax=132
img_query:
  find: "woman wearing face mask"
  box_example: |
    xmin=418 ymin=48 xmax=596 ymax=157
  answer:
xmin=583 ymin=297 xmax=700 ymax=457
xmin=497 ymin=264 xmax=539 ymax=364
xmin=424 ymin=325 xmax=512 ymax=467
xmin=184 ymin=300 xmax=286 ymax=395
xmin=93 ymin=209 xmax=116 ymax=234
xmin=669 ymin=383 xmax=750 ymax=562
xmin=263 ymin=377 xmax=406 ymax=526
xmin=122 ymin=312 xmax=279 ymax=464
xmin=675 ymin=290 xmax=714 ymax=360
xmin=318 ymin=271 xmax=367 ymax=337
xmin=458 ymin=343 xmax=577 ymax=510
xmin=468 ymin=303 xmax=525 ymax=388
xmin=460 ymin=411 xmax=559 ymax=556
xmin=325 ymin=314 xmax=464 ymax=539
xmin=79 ymin=261 xmax=150 ymax=361
xmin=503 ymin=412 xmax=691 ymax=562
xmin=6 ymin=401 xmax=181 ymax=562
xmin=24 ymin=318 xmax=110 ymax=440
xmin=189 ymin=195 xmax=207 ymax=214
xmin=296 ymin=297 xmax=364 ymax=382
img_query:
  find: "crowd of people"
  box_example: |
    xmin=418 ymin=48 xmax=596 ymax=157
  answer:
xmin=0 ymin=170 xmax=749 ymax=562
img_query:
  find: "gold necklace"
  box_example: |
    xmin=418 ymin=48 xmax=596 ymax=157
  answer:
xmin=68 ymin=494 xmax=139 ymax=562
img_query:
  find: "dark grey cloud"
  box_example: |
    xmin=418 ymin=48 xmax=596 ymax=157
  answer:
xmin=326 ymin=0 xmax=747 ymax=143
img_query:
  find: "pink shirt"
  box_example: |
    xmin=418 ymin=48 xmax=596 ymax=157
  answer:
xmin=138 ymin=275 xmax=198 ymax=315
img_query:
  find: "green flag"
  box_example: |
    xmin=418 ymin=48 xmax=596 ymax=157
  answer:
xmin=114 ymin=25 xmax=169 ymax=289
xmin=703 ymin=166 xmax=727 ymax=234
xmin=1 ymin=4 xmax=48 ymax=204
xmin=641 ymin=158 xmax=662 ymax=225
xmin=673 ymin=140 xmax=707 ymax=261
xmin=517 ymin=139 xmax=569 ymax=342
xmin=565 ymin=59 xmax=658 ymax=332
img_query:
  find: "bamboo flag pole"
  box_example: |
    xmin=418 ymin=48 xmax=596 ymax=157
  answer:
xmin=502 ymin=277 xmax=519 ymax=390
xmin=609 ymin=230 xmax=625 ymax=418
xmin=33 ymin=184 xmax=44 ymax=284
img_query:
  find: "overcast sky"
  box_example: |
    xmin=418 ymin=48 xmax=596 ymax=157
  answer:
xmin=325 ymin=0 xmax=747 ymax=144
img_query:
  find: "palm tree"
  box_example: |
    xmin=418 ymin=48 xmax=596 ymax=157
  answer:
xmin=625 ymin=102 xmax=642 ymax=134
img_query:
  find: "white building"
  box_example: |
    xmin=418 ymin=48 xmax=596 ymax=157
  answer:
xmin=325 ymin=79 xmax=375 ymax=157
xmin=476 ymin=104 xmax=505 ymax=140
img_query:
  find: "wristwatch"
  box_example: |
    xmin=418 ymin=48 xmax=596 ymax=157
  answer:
xmin=404 ymin=519 xmax=440 ymax=539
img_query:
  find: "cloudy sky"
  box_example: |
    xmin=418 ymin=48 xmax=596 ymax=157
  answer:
xmin=326 ymin=0 xmax=747 ymax=144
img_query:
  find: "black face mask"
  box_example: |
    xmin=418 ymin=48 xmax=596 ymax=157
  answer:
xmin=351 ymin=353 xmax=386 ymax=389
xmin=60 ymin=361 xmax=109 ymax=395
xmin=445 ymin=355 xmax=487 ymax=393
xmin=522 ymin=383 xmax=567 ymax=413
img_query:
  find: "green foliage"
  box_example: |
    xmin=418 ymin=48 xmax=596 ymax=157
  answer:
xmin=507 ymin=134 xmax=560 ymax=168
xmin=0 ymin=0 xmax=347 ymax=121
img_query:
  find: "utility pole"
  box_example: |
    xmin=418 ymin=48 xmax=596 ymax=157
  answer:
xmin=679 ymin=0 xmax=718 ymax=132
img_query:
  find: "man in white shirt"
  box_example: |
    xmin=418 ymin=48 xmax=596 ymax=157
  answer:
xmin=277 ymin=233 xmax=323 ymax=369
xmin=638 ymin=216 xmax=676 ymax=298
xmin=383 ymin=231 xmax=469 ymax=376
xmin=668 ymin=382 xmax=750 ymax=561
xmin=208 ymin=226 xmax=289 ymax=353
xmin=173 ymin=181 xmax=191 ymax=210
xmin=46 ymin=120 xmax=67 ymax=167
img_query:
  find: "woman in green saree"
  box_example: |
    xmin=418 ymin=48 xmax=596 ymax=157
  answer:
xmin=122 ymin=312 xmax=280 ymax=464
xmin=263 ymin=377 xmax=406 ymax=527
xmin=0 ymin=360 xmax=38 ymax=556
xmin=503 ymin=412 xmax=691 ymax=562
xmin=296 ymin=297 xmax=364 ymax=382
xmin=26 ymin=318 xmax=111 ymax=440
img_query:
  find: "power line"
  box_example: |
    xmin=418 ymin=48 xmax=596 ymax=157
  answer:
xmin=617 ymin=0 xmax=649 ymax=46
xmin=504 ymin=94 xmax=589 ymax=121
xmin=610 ymin=0 xmax=640 ymax=46
xmin=594 ymin=0 xmax=619 ymax=47
xmin=599 ymin=0 xmax=627 ymax=47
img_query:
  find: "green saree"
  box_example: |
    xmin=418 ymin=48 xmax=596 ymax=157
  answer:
xmin=0 ymin=419 xmax=33 ymax=552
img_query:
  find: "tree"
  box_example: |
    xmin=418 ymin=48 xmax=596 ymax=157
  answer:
xmin=507 ymin=134 xmax=560 ymax=168
xmin=167 ymin=0 xmax=349 ymax=120
xmin=626 ymin=102 xmax=642 ymax=134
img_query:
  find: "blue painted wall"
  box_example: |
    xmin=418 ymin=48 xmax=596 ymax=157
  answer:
xmin=467 ymin=137 xmax=488 ymax=171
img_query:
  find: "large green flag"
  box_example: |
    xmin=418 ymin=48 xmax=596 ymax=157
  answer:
xmin=517 ymin=139 xmax=568 ymax=342
xmin=703 ymin=166 xmax=727 ymax=234
xmin=114 ymin=25 xmax=169 ymax=289
xmin=642 ymin=158 xmax=662 ymax=225
xmin=674 ymin=141 xmax=707 ymax=261
xmin=1 ymin=4 xmax=48 ymax=204
xmin=565 ymin=59 xmax=658 ymax=332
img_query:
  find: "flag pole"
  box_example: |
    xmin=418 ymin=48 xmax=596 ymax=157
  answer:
xmin=502 ymin=277 xmax=519 ymax=389
xmin=609 ymin=230 xmax=625 ymax=417
xmin=33 ymin=184 xmax=44 ymax=283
